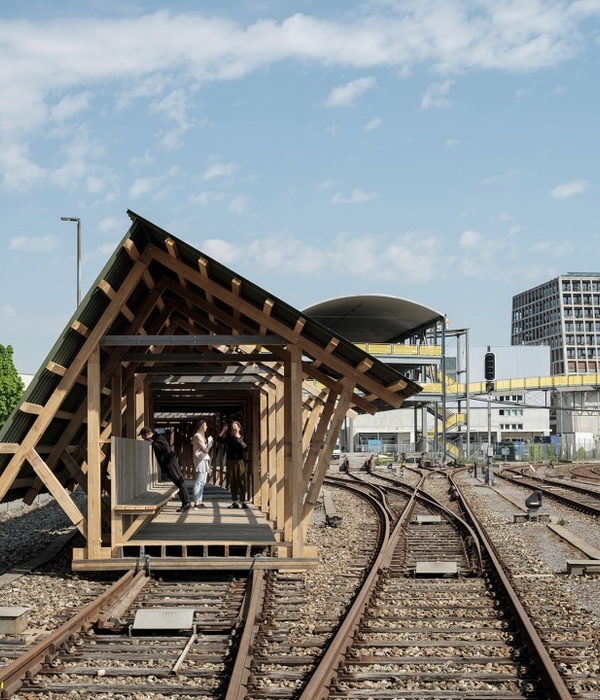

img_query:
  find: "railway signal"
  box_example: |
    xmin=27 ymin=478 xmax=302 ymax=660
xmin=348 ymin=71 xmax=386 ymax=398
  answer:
xmin=484 ymin=351 xmax=496 ymax=381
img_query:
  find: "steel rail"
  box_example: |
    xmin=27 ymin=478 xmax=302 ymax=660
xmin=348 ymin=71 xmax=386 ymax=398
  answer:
xmin=224 ymin=568 xmax=266 ymax=700
xmin=297 ymin=482 xmax=392 ymax=700
xmin=359 ymin=467 xmax=485 ymax=574
xmin=0 ymin=570 xmax=144 ymax=699
xmin=498 ymin=469 xmax=600 ymax=516
xmin=450 ymin=470 xmax=574 ymax=700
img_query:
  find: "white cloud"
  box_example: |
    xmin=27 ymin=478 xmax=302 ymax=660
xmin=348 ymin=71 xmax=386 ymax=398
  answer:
xmin=50 ymin=91 xmax=92 ymax=122
xmin=420 ymin=79 xmax=454 ymax=110
xmin=129 ymin=151 xmax=155 ymax=169
xmin=387 ymin=233 xmax=440 ymax=282
xmin=201 ymin=238 xmax=240 ymax=264
xmin=550 ymin=179 xmax=588 ymax=199
xmin=364 ymin=117 xmax=382 ymax=131
xmin=0 ymin=5 xmax=598 ymax=192
xmin=203 ymin=162 xmax=238 ymax=180
xmin=151 ymin=89 xmax=193 ymax=150
xmin=325 ymin=77 xmax=376 ymax=107
xmin=51 ymin=127 xmax=105 ymax=188
xmin=189 ymin=191 xmax=226 ymax=205
xmin=129 ymin=176 xmax=161 ymax=199
xmin=248 ymin=233 xmax=323 ymax=274
xmin=97 ymin=216 xmax=123 ymax=235
xmin=446 ymin=138 xmax=460 ymax=147
xmin=0 ymin=145 xmax=46 ymax=190
xmin=530 ymin=239 xmax=574 ymax=257
xmin=482 ymin=168 xmax=520 ymax=185
xmin=331 ymin=188 xmax=379 ymax=204
xmin=9 ymin=234 xmax=62 ymax=253
xmin=316 ymin=179 xmax=335 ymax=190
xmin=459 ymin=230 xmax=481 ymax=248
xmin=229 ymin=195 xmax=249 ymax=215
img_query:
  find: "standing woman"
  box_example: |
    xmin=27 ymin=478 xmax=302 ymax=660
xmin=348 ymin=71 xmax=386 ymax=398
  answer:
xmin=192 ymin=420 xmax=213 ymax=508
xmin=218 ymin=420 xmax=248 ymax=508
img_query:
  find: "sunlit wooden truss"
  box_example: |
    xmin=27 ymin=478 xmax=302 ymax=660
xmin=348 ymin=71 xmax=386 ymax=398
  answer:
xmin=0 ymin=212 xmax=421 ymax=564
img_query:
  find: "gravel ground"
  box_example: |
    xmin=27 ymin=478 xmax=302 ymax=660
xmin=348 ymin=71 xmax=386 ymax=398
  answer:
xmin=2 ymin=467 xmax=600 ymax=694
xmin=0 ymin=491 xmax=86 ymax=577
xmin=455 ymin=466 xmax=600 ymax=628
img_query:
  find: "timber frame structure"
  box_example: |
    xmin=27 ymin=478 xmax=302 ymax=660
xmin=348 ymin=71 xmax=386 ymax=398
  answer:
xmin=0 ymin=211 xmax=421 ymax=569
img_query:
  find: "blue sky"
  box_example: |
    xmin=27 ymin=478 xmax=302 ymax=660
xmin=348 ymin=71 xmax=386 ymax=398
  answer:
xmin=1 ymin=1 xmax=600 ymax=374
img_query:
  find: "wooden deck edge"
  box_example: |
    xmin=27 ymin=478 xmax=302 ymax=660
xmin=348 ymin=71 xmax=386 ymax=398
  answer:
xmin=71 ymin=556 xmax=319 ymax=572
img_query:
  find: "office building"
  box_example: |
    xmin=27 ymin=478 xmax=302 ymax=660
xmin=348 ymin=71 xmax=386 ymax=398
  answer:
xmin=511 ymin=272 xmax=600 ymax=375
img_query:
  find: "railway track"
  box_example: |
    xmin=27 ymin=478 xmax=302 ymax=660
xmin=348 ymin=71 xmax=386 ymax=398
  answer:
xmin=498 ymin=467 xmax=600 ymax=515
xmin=2 ymin=471 xmax=598 ymax=698
xmin=296 ymin=470 xmax=573 ymax=700
xmin=1 ymin=570 xmax=247 ymax=699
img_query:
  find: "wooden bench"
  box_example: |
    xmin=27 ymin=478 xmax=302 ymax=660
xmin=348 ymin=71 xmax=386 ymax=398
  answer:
xmin=111 ymin=437 xmax=178 ymax=546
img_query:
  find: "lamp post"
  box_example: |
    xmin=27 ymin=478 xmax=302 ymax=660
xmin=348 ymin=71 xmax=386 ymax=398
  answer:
xmin=60 ymin=216 xmax=81 ymax=306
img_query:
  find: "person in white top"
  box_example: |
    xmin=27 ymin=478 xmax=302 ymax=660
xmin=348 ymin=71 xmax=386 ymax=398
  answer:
xmin=192 ymin=420 xmax=213 ymax=508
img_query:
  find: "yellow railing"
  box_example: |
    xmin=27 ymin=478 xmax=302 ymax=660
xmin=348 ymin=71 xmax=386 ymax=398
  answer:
xmin=355 ymin=343 xmax=442 ymax=357
xmin=420 ymin=373 xmax=600 ymax=395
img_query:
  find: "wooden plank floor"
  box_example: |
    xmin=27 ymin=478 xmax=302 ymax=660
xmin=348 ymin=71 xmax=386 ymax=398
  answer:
xmin=128 ymin=483 xmax=277 ymax=545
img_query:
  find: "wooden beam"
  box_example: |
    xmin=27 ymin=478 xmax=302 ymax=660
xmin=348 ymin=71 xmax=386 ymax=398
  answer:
xmin=122 ymin=352 xmax=280 ymax=364
xmin=151 ymin=246 xmax=406 ymax=408
xmin=302 ymin=380 xmax=356 ymax=525
xmin=302 ymin=390 xmax=337 ymax=483
xmin=87 ymin=347 xmax=103 ymax=558
xmin=123 ymin=238 xmax=141 ymax=260
xmin=0 ymin=253 xmax=152 ymax=502
xmin=46 ymin=361 xmax=67 ymax=376
xmin=111 ymin=370 xmax=123 ymax=438
xmin=260 ymin=299 xmax=274 ymax=334
xmin=27 ymin=449 xmax=86 ymax=535
xmin=284 ymin=346 xmax=304 ymax=556
xmin=61 ymin=450 xmax=88 ymax=490
xmin=71 ymin=320 xmax=90 ymax=337
xmin=158 ymin=273 xmax=376 ymax=413
xmin=303 ymin=363 xmax=376 ymax=415
xmin=312 ymin=337 xmax=339 ymax=370
xmin=0 ymin=443 xmax=19 ymax=453
xmin=101 ymin=334 xmax=287 ymax=347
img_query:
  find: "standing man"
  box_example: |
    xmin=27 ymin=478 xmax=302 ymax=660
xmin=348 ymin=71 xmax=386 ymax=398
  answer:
xmin=218 ymin=420 xmax=248 ymax=508
xmin=139 ymin=426 xmax=192 ymax=512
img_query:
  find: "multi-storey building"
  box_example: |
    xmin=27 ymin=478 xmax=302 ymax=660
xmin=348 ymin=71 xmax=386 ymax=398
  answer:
xmin=511 ymin=272 xmax=600 ymax=375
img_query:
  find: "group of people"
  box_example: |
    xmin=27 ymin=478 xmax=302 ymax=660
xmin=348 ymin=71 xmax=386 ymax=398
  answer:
xmin=139 ymin=419 xmax=248 ymax=512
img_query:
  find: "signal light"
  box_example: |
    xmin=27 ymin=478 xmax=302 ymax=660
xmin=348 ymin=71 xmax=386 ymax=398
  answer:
xmin=484 ymin=352 xmax=496 ymax=381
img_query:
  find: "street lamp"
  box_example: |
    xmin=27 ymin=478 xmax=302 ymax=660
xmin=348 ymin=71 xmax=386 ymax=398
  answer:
xmin=60 ymin=217 xmax=81 ymax=306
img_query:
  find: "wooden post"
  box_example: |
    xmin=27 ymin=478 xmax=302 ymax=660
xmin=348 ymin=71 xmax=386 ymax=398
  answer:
xmin=134 ymin=373 xmax=145 ymax=437
xmin=111 ymin=369 xmax=123 ymax=438
xmin=251 ymin=393 xmax=261 ymax=507
xmin=275 ymin=377 xmax=285 ymax=536
xmin=267 ymin=386 xmax=278 ymax=527
xmin=257 ymin=390 xmax=269 ymax=511
xmin=123 ymin=375 xmax=136 ymax=439
xmin=283 ymin=346 xmax=303 ymax=557
xmin=87 ymin=346 xmax=102 ymax=558
xmin=301 ymin=380 xmax=355 ymax=539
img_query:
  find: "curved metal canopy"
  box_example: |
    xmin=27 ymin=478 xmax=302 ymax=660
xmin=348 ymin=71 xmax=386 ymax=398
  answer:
xmin=303 ymin=294 xmax=445 ymax=344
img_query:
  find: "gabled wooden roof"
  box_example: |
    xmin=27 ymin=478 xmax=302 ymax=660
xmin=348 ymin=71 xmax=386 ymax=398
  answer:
xmin=0 ymin=211 xmax=421 ymax=504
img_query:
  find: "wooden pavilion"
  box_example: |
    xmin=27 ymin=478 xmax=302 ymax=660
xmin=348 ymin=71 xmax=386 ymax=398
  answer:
xmin=0 ymin=211 xmax=421 ymax=571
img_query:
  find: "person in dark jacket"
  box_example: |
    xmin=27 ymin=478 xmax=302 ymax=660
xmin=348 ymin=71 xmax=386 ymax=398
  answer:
xmin=217 ymin=420 xmax=248 ymax=508
xmin=139 ymin=426 xmax=192 ymax=511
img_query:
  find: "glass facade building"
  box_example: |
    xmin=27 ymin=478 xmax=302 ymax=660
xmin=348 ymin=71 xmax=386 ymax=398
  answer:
xmin=511 ymin=273 xmax=600 ymax=375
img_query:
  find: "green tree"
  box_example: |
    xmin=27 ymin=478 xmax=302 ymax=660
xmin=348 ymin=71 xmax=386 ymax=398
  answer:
xmin=0 ymin=345 xmax=25 ymax=429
